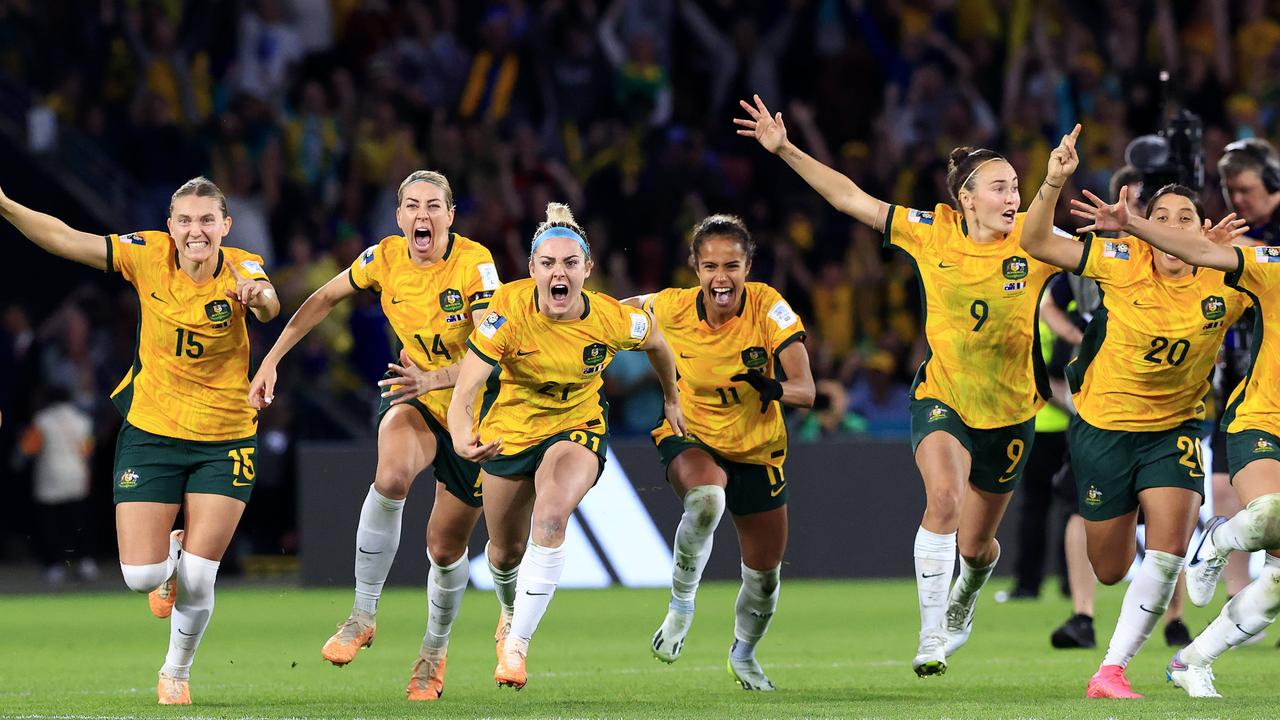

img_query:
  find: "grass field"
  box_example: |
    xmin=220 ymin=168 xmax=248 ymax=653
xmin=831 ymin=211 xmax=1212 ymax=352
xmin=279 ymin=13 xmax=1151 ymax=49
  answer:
xmin=0 ymin=578 xmax=1273 ymax=719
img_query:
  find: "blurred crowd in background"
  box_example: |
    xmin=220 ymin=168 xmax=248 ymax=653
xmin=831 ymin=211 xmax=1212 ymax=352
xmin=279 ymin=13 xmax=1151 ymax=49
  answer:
xmin=3 ymin=0 xmax=1280 ymax=569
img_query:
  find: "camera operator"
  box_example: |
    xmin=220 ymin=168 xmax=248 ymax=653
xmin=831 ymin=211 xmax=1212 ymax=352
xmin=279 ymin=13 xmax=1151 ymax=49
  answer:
xmin=1220 ymin=138 xmax=1280 ymax=245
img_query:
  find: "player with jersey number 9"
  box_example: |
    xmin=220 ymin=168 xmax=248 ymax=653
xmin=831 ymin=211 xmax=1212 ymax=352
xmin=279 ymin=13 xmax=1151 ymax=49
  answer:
xmin=447 ymin=202 xmax=685 ymax=690
xmin=0 ymin=175 xmax=279 ymax=705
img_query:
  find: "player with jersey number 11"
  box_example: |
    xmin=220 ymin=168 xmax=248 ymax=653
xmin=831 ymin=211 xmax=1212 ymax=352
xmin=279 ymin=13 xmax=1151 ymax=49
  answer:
xmin=736 ymin=93 xmax=1060 ymax=677
xmin=0 ymin=175 xmax=279 ymax=706
xmin=447 ymin=202 xmax=686 ymax=690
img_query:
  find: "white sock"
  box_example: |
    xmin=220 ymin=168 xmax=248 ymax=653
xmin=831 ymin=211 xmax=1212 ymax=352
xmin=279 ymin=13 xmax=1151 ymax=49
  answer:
xmin=120 ymin=559 xmax=176 ymax=593
xmin=914 ymin=527 xmax=956 ymax=633
xmin=1183 ymin=555 xmax=1280 ymax=666
xmin=486 ymin=542 xmax=519 ymax=614
xmin=670 ymin=486 xmax=725 ymax=611
xmin=353 ymin=485 xmax=404 ymax=615
xmin=1212 ymin=493 xmax=1280 ymax=554
xmin=422 ymin=552 xmax=469 ymax=652
xmin=510 ymin=541 xmax=565 ymax=642
xmin=732 ymin=562 xmax=780 ymax=660
xmin=161 ymin=552 xmax=220 ymax=679
xmin=1102 ymin=549 xmax=1183 ymax=668
xmin=950 ymin=543 xmax=1000 ymax=607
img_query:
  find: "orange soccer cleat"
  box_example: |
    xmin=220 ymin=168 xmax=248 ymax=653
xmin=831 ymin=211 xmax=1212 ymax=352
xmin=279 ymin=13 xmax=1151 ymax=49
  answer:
xmin=494 ymin=607 xmax=513 ymax=662
xmin=321 ymin=610 xmax=376 ymax=666
xmin=148 ymin=530 xmax=184 ymax=619
xmin=406 ymin=649 xmax=448 ymax=701
xmin=495 ymin=636 xmax=528 ymax=690
xmin=1087 ymin=664 xmax=1143 ymax=699
xmin=156 ymin=672 xmax=190 ymax=705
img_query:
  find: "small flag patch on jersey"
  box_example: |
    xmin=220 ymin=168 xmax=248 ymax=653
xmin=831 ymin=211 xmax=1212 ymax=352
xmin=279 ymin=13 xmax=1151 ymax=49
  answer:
xmin=768 ymin=301 xmax=798 ymax=329
xmin=629 ymin=312 xmax=649 ymax=340
xmin=907 ymin=209 xmax=934 ymax=225
xmin=478 ymin=312 xmax=506 ymax=339
xmin=1255 ymin=246 xmax=1280 ymax=263
xmin=1103 ymin=241 xmax=1130 ymax=260
xmin=1004 ymin=281 xmax=1026 ymax=292
xmin=477 ymin=263 xmax=500 ymax=290
xmin=120 ymin=233 xmax=146 ymax=245
xmin=359 ymin=246 xmax=377 ymax=267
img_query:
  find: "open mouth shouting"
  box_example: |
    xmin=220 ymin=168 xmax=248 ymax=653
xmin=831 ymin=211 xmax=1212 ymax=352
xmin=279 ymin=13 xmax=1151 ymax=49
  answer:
xmin=412 ymin=225 xmax=433 ymax=253
xmin=1001 ymin=209 xmax=1016 ymax=224
xmin=550 ymin=282 xmax=570 ymax=302
xmin=710 ymin=285 xmax=735 ymax=307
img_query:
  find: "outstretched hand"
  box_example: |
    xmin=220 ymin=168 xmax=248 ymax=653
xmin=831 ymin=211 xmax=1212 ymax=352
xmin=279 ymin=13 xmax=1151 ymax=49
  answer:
xmin=226 ymin=262 xmax=269 ymax=308
xmin=1046 ymin=124 xmax=1081 ymax=186
xmin=378 ymin=349 xmax=433 ymax=405
xmin=1070 ymin=186 xmax=1131 ymax=234
xmin=1203 ymin=213 xmax=1250 ymax=246
xmin=734 ymin=94 xmax=788 ymax=155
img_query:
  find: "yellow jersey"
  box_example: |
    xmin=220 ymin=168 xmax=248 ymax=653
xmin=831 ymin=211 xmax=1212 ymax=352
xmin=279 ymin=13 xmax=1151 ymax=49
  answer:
xmin=466 ymin=278 xmax=652 ymax=453
xmin=349 ymin=232 xmax=499 ymax=425
xmin=884 ymin=203 xmax=1059 ymax=428
xmin=1223 ymin=245 xmax=1280 ymax=437
xmin=1069 ymin=234 xmax=1248 ymax=431
xmin=646 ymin=283 xmax=806 ymax=467
xmin=106 ymin=231 xmax=269 ymax=441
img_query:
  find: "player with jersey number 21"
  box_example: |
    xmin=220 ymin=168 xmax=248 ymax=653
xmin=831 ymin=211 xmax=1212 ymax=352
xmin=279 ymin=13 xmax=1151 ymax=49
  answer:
xmin=0 ymin=176 xmax=279 ymax=705
xmin=447 ymin=202 xmax=685 ymax=690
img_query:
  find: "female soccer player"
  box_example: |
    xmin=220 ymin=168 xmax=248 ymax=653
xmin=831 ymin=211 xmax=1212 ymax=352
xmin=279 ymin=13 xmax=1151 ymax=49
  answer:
xmin=249 ymin=170 xmax=501 ymax=700
xmin=0 ymin=176 xmax=279 ymax=705
xmin=446 ymin=203 xmax=685 ymax=689
xmin=625 ymin=214 xmax=813 ymax=691
xmin=737 ymin=94 xmax=1058 ymax=676
xmin=1021 ymin=127 xmax=1249 ymax=698
xmin=1073 ymin=180 xmax=1280 ymax=700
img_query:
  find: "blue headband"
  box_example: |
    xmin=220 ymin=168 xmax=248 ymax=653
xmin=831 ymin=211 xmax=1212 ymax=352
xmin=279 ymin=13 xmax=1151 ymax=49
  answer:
xmin=531 ymin=226 xmax=590 ymax=257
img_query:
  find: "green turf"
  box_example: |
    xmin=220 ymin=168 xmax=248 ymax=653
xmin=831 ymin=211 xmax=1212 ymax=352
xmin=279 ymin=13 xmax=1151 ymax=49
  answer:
xmin=0 ymin=578 xmax=1273 ymax=719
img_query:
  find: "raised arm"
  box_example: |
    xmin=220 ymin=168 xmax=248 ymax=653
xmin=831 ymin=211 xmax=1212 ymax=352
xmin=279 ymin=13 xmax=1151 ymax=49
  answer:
xmin=638 ymin=316 xmax=687 ymax=437
xmin=1071 ymin=187 xmax=1246 ymax=273
xmin=447 ymin=350 xmax=503 ymax=462
xmin=1021 ymin=124 xmax=1085 ymax=271
xmin=0 ymin=184 xmax=109 ymax=270
xmin=735 ymin=94 xmax=889 ymax=230
xmin=247 ymin=269 xmax=357 ymax=408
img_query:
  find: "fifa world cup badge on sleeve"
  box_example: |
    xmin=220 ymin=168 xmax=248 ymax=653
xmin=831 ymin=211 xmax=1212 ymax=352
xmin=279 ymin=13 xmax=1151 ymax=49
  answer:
xmin=479 ymin=312 xmax=506 ymax=339
xmin=1256 ymin=246 xmax=1280 ymax=263
xmin=1103 ymin=241 xmax=1131 ymax=260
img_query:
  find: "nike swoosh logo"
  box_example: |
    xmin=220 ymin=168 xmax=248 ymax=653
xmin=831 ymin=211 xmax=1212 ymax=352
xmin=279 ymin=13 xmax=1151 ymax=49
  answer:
xmin=997 ymin=474 xmax=1016 ymax=483
xmin=1133 ymin=299 xmax=1158 ymax=307
xmin=921 ymin=572 xmax=945 ymax=579
xmin=1139 ymin=604 xmax=1160 ymax=614
xmin=770 ymin=483 xmax=787 ymax=497
xmin=516 ymin=350 xmax=537 ymax=356
xmin=430 ymin=600 xmax=450 ymax=610
xmin=1236 ymin=623 xmax=1258 ymax=637
xmin=938 ymin=261 xmax=957 ymax=269
xmin=357 ymin=547 xmax=383 ymax=555
xmin=178 ymin=628 xmax=197 ymax=636
xmin=231 ymin=479 xmax=252 ymax=487
xmin=150 ymin=292 xmax=168 ymax=303
xmin=525 ymin=591 xmax=549 ymax=596
xmin=680 ymin=352 xmax=696 ymax=359
xmin=391 ymin=297 xmax=405 ymax=304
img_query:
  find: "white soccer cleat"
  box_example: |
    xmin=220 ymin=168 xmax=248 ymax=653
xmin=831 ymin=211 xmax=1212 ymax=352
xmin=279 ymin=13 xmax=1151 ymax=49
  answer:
xmin=726 ymin=642 xmax=775 ymax=691
xmin=913 ymin=629 xmax=948 ymax=677
xmin=1186 ymin=516 xmax=1229 ymax=607
xmin=1167 ymin=651 xmax=1222 ymax=698
xmin=651 ymin=605 xmax=694 ymax=663
xmin=942 ymin=596 xmax=977 ymax=656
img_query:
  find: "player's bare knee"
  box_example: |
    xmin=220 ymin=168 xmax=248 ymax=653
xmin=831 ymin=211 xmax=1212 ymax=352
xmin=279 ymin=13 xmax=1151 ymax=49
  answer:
xmin=532 ymin=514 xmax=567 ymax=545
xmin=684 ymin=485 xmax=726 ymax=531
xmin=372 ymin=467 xmax=414 ymax=500
xmin=1095 ymin=564 xmax=1126 ymax=586
xmin=486 ymin=540 xmax=524 ymax=570
xmin=427 ymin=541 xmax=467 ymax=567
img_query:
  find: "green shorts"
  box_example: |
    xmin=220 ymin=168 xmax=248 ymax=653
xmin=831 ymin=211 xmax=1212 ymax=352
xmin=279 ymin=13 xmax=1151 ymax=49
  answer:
xmin=1226 ymin=429 xmax=1280 ymax=479
xmin=482 ymin=429 xmax=608 ymax=481
xmin=657 ymin=435 xmax=787 ymax=515
xmin=377 ymin=394 xmax=483 ymax=508
xmin=112 ymin=422 xmax=258 ymax=504
xmin=1069 ymin=415 xmax=1206 ymax=521
xmin=909 ymin=398 xmax=1035 ymax=493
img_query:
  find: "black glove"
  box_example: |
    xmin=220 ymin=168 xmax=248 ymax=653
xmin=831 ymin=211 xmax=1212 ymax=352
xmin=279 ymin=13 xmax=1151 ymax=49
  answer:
xmin=731 ymin=369 xmax=783 ymax=413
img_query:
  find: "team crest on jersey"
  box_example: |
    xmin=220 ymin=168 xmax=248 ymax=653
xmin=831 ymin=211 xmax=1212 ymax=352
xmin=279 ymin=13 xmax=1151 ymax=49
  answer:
xmin=205 ymin=299 xmax=232 ymax=323
xmin=1002 ymin=256 xmax=1029 ymax=280
xmin=741 ymin=346 xmax=768 ymax=369
xmin=1201 ymin=295 xmax=1226 ymax=321
xmin=439 ymin=288 xmax=464 ymax=312
xmin=583 ymin=343 xmax=607 ymax=367
xmin=907 ymin=209 xmax=934 ymax=225
xmin=927 ymin=405 xmax=949 ymax=423
xmin=1085 ymin=485 xmax=1103 ymax=506
xmin=1255 ymin=438 xmax=1277 ymax=454
xmin=1256 ymin=246 xmax=1280 ymax=263
xmin=118 ymin=468 xmax=139 ymax=489
xmin=1103 ymin=241 xmax=1130 ymax=260
xmin=120 ymin=232 xmax=146 ymax=246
